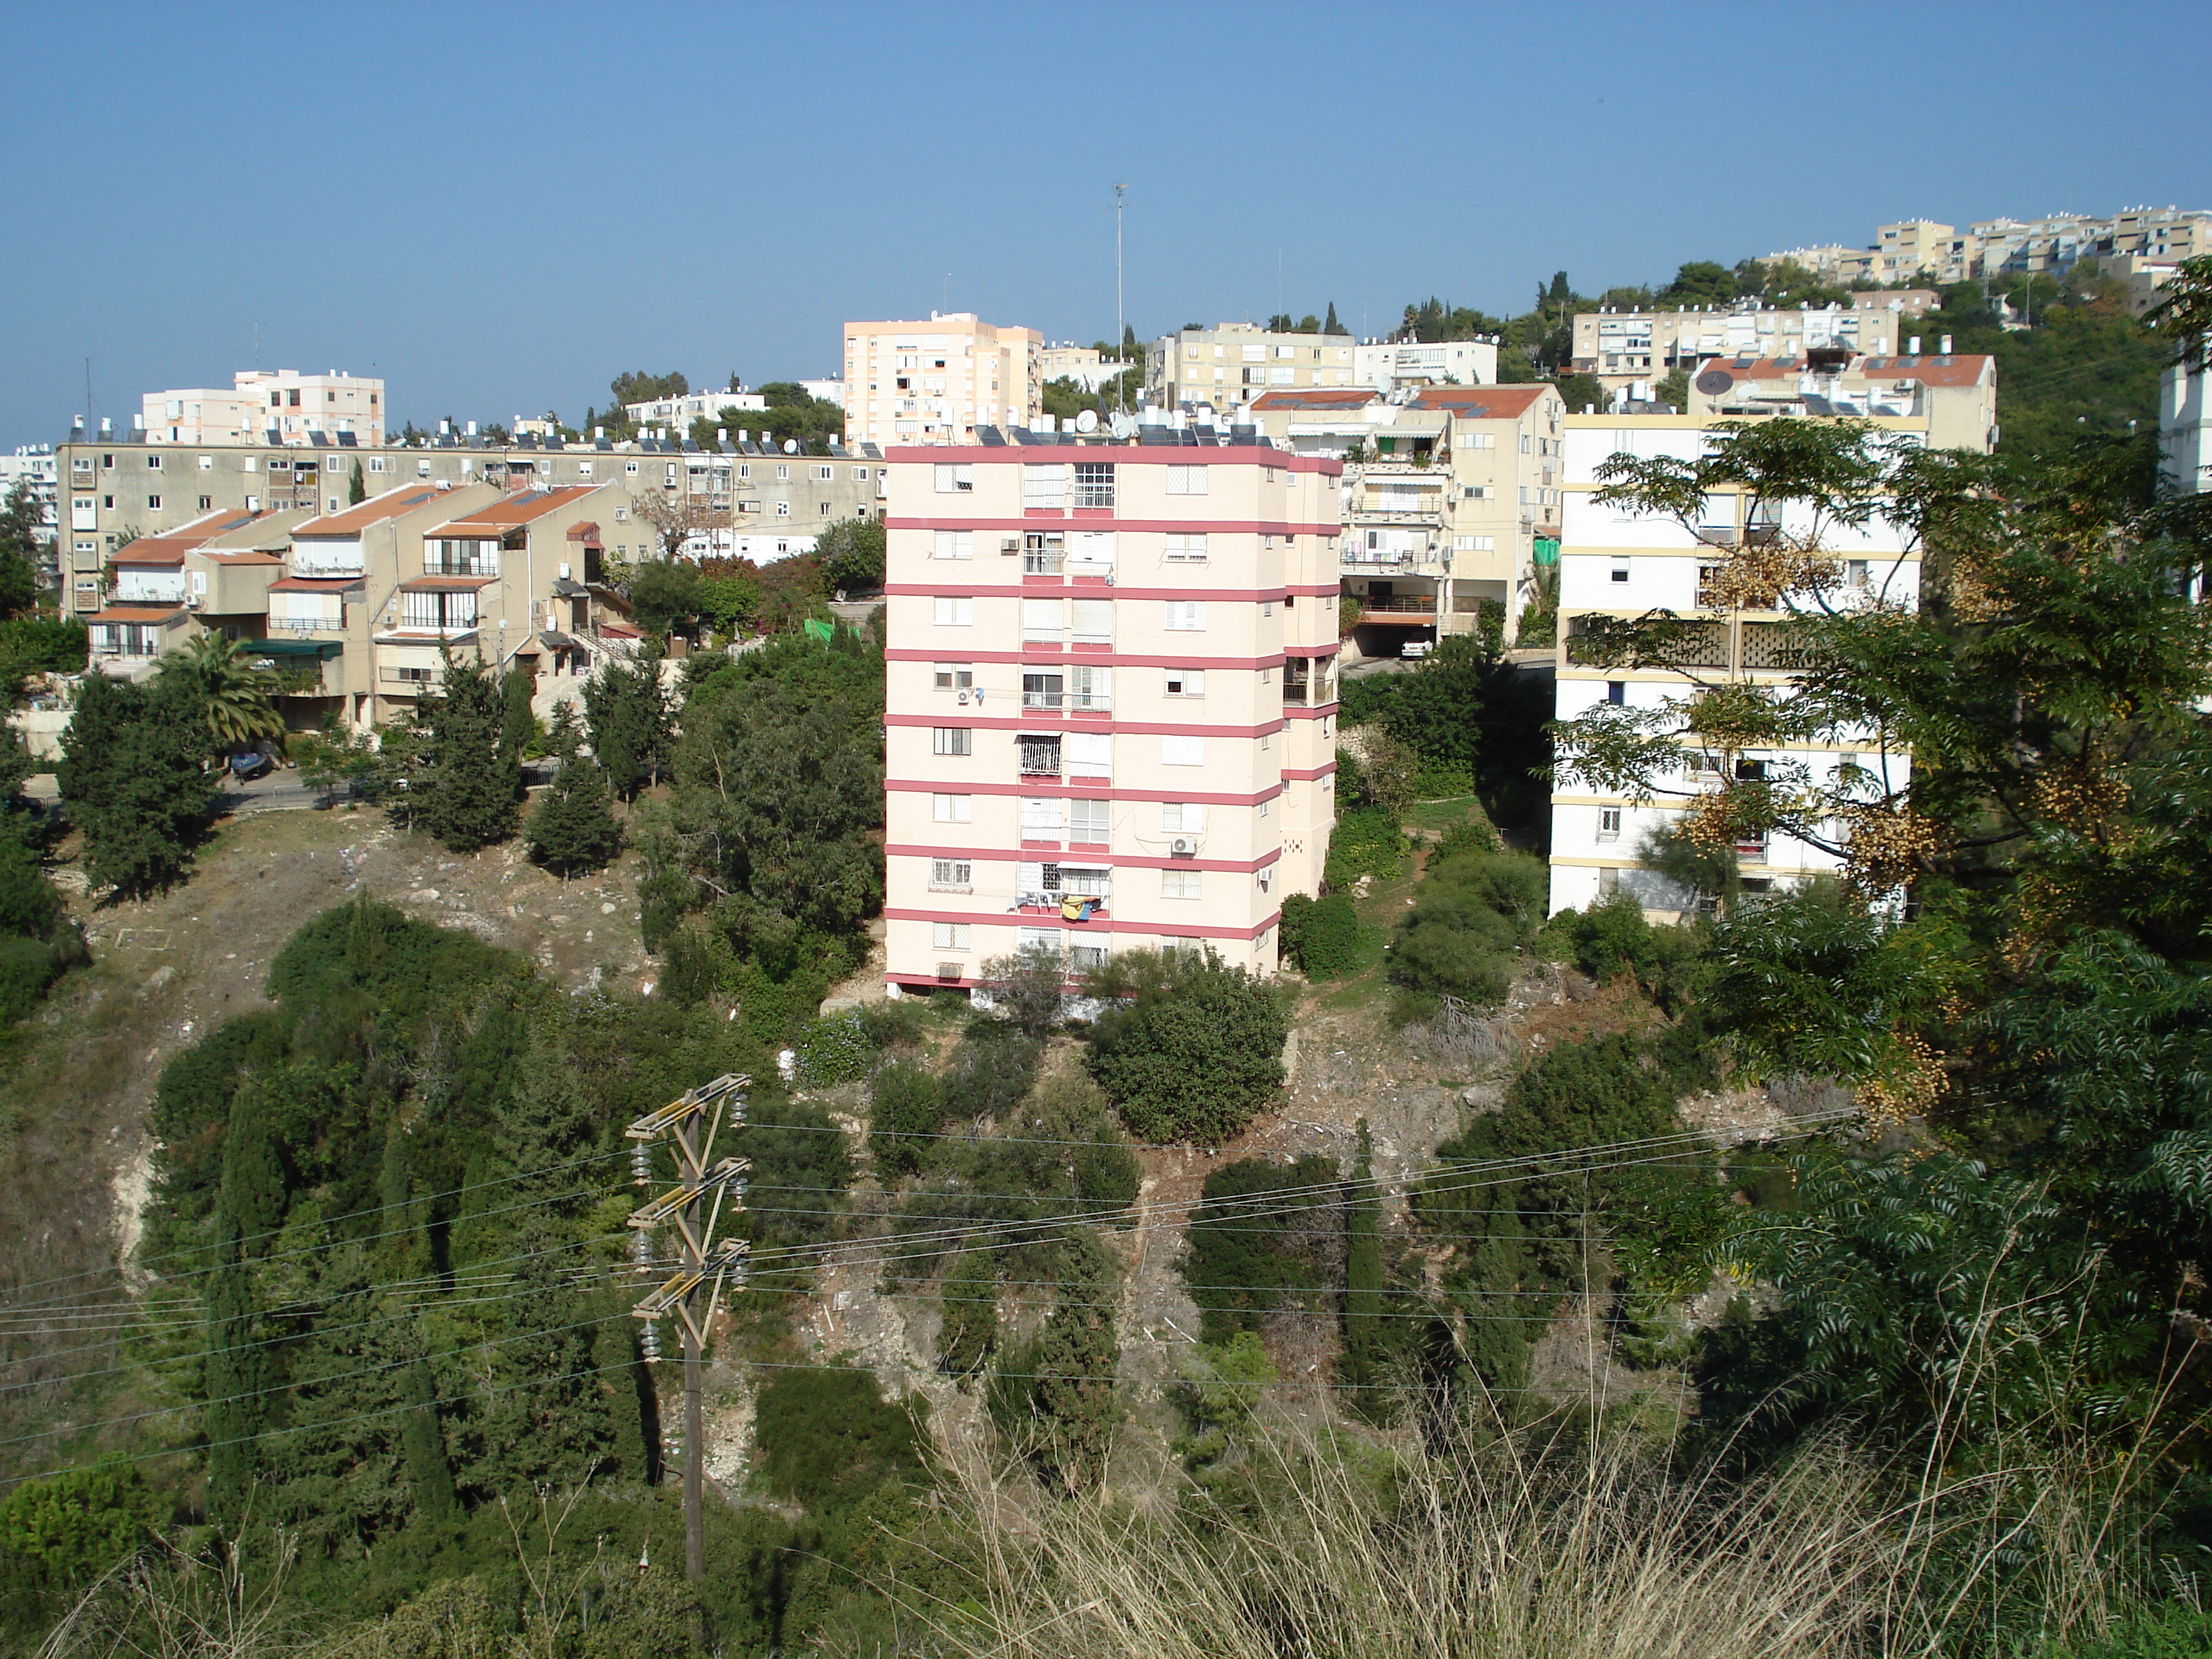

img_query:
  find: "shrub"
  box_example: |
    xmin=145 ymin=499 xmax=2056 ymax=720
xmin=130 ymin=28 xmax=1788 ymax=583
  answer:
xmin=976 ymin=942 xmax=1067 ymax=1038
xmin=793 ymin=1011 xmax=874 ymax=1086
xmin=1072 ymin=1135 xmax=1141 ymax=1218
xmin=0 ymin=616 xmax=89 ymax=679
xmin=940 ymin=1022 xmax=1042 ymax=1121
xmin=870 ymin=1060 xmax=943 ymax=1181
xmin=752 ymin=1364 xmax=924 ymax=1514
xmin=1323 ymin=807 xmax=1409 ymax=889
xmin=0 ymin=935 xmax=62 ymax=1024
xmin=1388 ymin=848 xmax=1548 ymax=1011
xmin=1279 ymin=892 xmax=1362 ymax=980
xmin=1085 ymin=949 xmax=1287 ymax=1143
xmin=1413 ymin=762 xmax=1475 ymax=799
xmin=1182 ymin=1154 xmax=1340 ymax=1341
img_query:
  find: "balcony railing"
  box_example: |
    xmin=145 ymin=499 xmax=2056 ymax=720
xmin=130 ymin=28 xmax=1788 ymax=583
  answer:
xmin=1023 ymin=551 xmax=1063 ymax=575
xmin=1360 ymin=595 xmax=1437 ymax=616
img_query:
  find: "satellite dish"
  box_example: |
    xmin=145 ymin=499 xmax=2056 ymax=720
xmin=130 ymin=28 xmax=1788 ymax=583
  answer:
xmin=1694 ymin=368 xmax=1735 ymax=396
xmin=783 ymin=439 xmax=799 ymax=454
xmin=1074 ymin=408 xmax=1100 ymax=433
xmin=1108 ymin=411 xmax=1138 ymax=440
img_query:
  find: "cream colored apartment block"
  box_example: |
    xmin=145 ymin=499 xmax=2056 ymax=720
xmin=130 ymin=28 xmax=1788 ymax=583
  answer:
xmin=139 ymin=370 xmax=387 ymax=448
xmin=843 ymin=315 xmax=1043 ymax=448
xmin=1146 ymin=324 xmax=1361 ymax=411
xmin=879 ymin=430 xmax=1341 ymax=992
xmin=1252 ymin=385 xmax=1565 ymax=654
xmin=1771 ymin=207 xmax=2212 ymax=287
xmin=1687 ymin=350 xmax=1997 ymax=454
xmin=1547 ymin=407 xmax=1992 ymax=918
xmin=1570 ymin=295 xmax=1938 ymax=387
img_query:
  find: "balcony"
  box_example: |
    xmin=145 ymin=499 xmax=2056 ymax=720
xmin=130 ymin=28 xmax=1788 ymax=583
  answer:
xmin=1019 ymin=739 xmax=1062 ymax=778
xmin=1359 ymin=594 xmax=1438 ymax=623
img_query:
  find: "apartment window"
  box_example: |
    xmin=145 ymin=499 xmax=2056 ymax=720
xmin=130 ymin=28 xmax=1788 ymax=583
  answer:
xmin=145 ymin=455 xmax=162 ymax=471
xmin=931 ymin=922 xmax=972 ymax=951
xmin=1023 ymin=463 xmax=1066 ymax=508
xmin=934 ymin=596 xmax=973 ymax=626
xmin=400 ymin=589 xmax=477 ymax=631
xmin=417 ymin=459 xmax=432 ymax=477
xmin=626 ymin=461 xmax=641 ymax=475
xmin=197 ymin=495 xmax=212 ymax=511
xmin=853 ymin=467 xmax=869 ymax=481
xmin=146 ymin=495 xmax=161 ymax=510
xmin=1161 ymin=802 xmax=1207 ymax=832
xmin=1598 ymin=867 xmax=1621 ymax=897
xmin=932 ymin=793 xmax=973 ymax=822
xmin=1022 ymin=598 xmax=1064 ymax=641
xmin=1164 ymin=667 xmax=1205 ymax=697
xmin=1164 ymin=464 xmax=1209 ymax=495
xmin=1162 ymin=735 xmax=1205 ymax=766
xmin=1071 ymin=598 xmax=1112 ymax=644
xmin=1845 ymin=559 xmax=1870 ymax=588
xmin=367 ymin=456 xmax=386 ymax=473
xmin=1020 ymin=796 xmax=1064 ymax=835
xmin=1455 ymin=535 xmax=1495 ymax=551
xmin=737 ymin=464 xmax=750 ymax=479
xmin=935 ymin=463 xmax=974 ymax=493
xmin=1164 ymin=600 xmax=1207 ymax=631
xmin=932 ymin=530 xmax=974 ymax=559
xmin=1610 ymin=562 xmax=1630 ymax=583
xmin=1606 ymin=680 xmax=1626 ymax=705
xmin=1074 ymin=462 xmax=1115 ymax=509
xmin=932 ymin=727 xmax=974 ymax=756
xmin=930 ymin=859 xmax=973 ymax=892
xmin=932 ymin=662 xmax=974 ymax=691
xmin=1069 ymin=799 xmax=1111 ymax=842
xmin=1066 ymin=731 xmax=1110 ymax=778
xmin=775 ymin=501 xmax=791 ymax=517
xmin=198 ymin=454 xmax=212 ymax=470
xmin=817 ymin=464 xmax=835 ymax=480
xmin=1599 ymin=807 xmax=1622 ymax=841
xmin=1161 ymin=869 xmax=1204 ymax=900
xmin=1164 ymin=532 xmax=1208 ymax=562
xmin=775 ymin=464 xmax=790 ymax=481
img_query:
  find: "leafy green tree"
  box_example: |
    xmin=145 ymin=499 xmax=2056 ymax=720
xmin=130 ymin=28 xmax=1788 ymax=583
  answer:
xmin=1040 ymin=377 xmax=1090 ymax=423
xmin=610 ymin=369 xmax=688 ymax=405
xmin=418 ymin=651 xmax=518 ymax=851
xmin=204 ymin=1073 xmax=288 ymax=1528
xmin=976 ymin=941 xmax=1068 ymax=1038
xmin=814 ymin=516 xmax=885 ymax=593
xmin=937 ymin=1251 xmax=998 ymax=1378
xmin=1660 ymin=260 xmax=1737 ymax=307
xmin=56 ymin=673 xmax=216 ymax=896
xmin=1182 ymin=1155 xmax=1339 ymax=1341
xmin=1085 ymin=948 xmax=1287 ymax=1142
xmin=583 ymin=652 xmax=673 ymax=801
xmin=869 ymin=1058 xmax=943 ymax=1180
xmin=628 ymin=558 xmax=703 ymax=642
xmin=525 ymin=706 xmax=623 ymax=876
xmin=498 ymin=664 xmax=538 ymax=768
xmin=753 ymin=1365 xmax=924 ymax=1513
xmin=0 ymin=1463 xmax=163 ymax=1633
xmin=1342 ymin=1120 xmax=1383 ymax=1391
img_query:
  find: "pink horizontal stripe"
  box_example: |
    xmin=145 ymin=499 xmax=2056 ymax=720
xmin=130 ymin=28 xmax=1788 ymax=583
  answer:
xmin=1283 ymin=703 xmax=1341 ymax=720
xmin=1281 ymin=763 xmax=1339 ymax=781
xmin=888 ymin=712 xmax=1285 ymax=737
xmin=887 ymin=518 xmax=1340 ymax=538
xmin=888 ymin=583 xmax=1304 ymax=602
xmin=888 ymin=844 xmax=1284 ymax=873
xmin=884 ymin=444 xmax=1342 ymax=477
xmin=886 ymin=907 xmax=1281 ymax=940
xmin=886 ymin=649 xmax=1298 ymax=668
xmin=894 ymin=779 xmax=1283 ymax=804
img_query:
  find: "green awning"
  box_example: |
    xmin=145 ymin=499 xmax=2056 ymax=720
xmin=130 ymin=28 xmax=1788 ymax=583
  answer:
xmin=243 ymin=639 xmax=344 ymax=659
xmin=1532 ymin=536 xmax=1561 ymax=567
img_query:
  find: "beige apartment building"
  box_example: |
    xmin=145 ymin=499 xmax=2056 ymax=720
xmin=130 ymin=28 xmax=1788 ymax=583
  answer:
xmin=1570 ymin=295 xmax=1938 ymax=388
xmin=50 ymin=430 xmax=881 ymax=621
xmin=843 ymin=314 xmax=1042 ymax=448
xmin=879 ymin=421 xmax=1341 ymax=992
xmin=1768 ymin=207 xmax=2212 ymax=286
xmin=138 ymin=369 xmax=387 ymax=448
xmin=1352 ymin=338 xmax=1498 ymax=392
xmin=1039 ymin=343 xmax=1114 ymax=392
xmin=1686 ymin=349 xmax=1997 ymax=454
xmin=1146 ymin=324 xmax=1361 ymax=410
xmin=1251 ymin=385 xmax=1565 ymax=654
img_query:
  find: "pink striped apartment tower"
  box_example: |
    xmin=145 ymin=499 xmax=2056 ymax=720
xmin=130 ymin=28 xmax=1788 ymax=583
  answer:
xmin=881 ymin=427 xmax=1343 ymax=992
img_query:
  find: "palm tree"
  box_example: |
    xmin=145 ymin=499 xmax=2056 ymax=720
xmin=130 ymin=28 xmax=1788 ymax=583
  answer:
xmin=156 ymin=632 xmax=287 ymax=758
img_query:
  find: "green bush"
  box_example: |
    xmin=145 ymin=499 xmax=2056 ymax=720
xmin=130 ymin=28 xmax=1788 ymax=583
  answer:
xmin=1413 ymin=762 xmax=1475 ymax=799
xmin=1086 ymin=949 xmax=1287 ymax=1143
xmin=1323 ymin=807 xmax=1409 ymax=889
xmin=869 ymin=1059 xmax=943 ymax=1181
xmin=1388 ymin=848 xmax=1548 ymax=1011
xmin=2063 ymin=1605 xmax=2212 ymax=1659
xmin=0 ymin=616 xmax=89 ymax=678
xmin=0 ymin=935 xmax=63 ymax=1023
xmin=1280 ymin=892 xmax=1362 ymax=980
xmin=1430 ymin=818 xmax=1503 ymax=862
xmin=1073 ymin=1134 xmax=1141 ymax=1218
xmin=793 ymin=1010 xmax=874 ymax=1085
xmin=1182 ymin=1155 xmax=1341 ymax=1341
xmin=752 ymin=1364 xmax=924 ymax=1514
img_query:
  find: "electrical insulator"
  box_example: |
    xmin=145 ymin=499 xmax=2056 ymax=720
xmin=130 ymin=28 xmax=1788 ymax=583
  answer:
xmin=641 ymin=1320 xmax=661 ymax=1362
xmin=630 ymin=1145 xmax=651 ymax=1187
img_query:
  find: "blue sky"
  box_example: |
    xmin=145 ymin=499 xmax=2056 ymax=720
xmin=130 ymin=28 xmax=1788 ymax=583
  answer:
xmin=4 ymin=0 xmax=2205 ymax=446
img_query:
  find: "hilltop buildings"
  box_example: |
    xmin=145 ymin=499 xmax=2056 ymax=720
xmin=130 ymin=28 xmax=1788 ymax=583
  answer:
xmin=1767 ymin=207 xmax=2212 ymax=287
xmin=878 ymin=413 xmax=1341 ymax=993
xmin=1570 ymin=294 xmax=1939 ymax=390
xmin=842 ymin=315 xmax=1043 ymax=448
xmin=138 ymin=369 xmax=387 ymax=448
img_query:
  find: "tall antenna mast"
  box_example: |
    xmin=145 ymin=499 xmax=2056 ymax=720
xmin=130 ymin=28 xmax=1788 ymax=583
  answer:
xmin=1112 ymin=183 xmax=1128 ymax=353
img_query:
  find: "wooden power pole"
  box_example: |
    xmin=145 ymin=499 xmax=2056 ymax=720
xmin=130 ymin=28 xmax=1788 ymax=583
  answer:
xmin=626 ymin=1073 xmax=750 ymax=1583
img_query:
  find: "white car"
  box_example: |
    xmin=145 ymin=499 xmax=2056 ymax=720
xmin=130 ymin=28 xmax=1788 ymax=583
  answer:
xmin=1401 ymin=640 xmax=1435 ymax=660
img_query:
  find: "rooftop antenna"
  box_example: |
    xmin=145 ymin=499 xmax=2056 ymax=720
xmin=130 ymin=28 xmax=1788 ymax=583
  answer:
xmin=1110 ymin=183 xmax=1128 ymax=358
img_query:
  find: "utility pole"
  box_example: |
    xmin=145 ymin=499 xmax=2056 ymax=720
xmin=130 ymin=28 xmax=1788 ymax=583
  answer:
xmin=1112 ymin=183 xmax=1128 ymax=358
xmin=627 ymin=1073 xmax=751 ymax=1584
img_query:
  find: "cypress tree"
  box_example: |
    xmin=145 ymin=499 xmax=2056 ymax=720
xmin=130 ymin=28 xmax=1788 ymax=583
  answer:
xmin=499 ymin=665 xmax=538 ymax=771
xmin=1025 ymin=1228 xmax=1121 ymax=1493
xmin=376 ymin=1117 xmax=431 ymax=1283
xmin=1343 ymin=1119 xmax=1384 ymax=1399
xmin=348 ymin=461 xmax=366 ymax=505
xmin=590 ymin=1297 xmax=653 ymax=1485
xmin=203 ymin=1077 xmax=286 ymax=1528
xmin=421 ymin=651 xmax=517 ymax=852
xmin=582 ymin=653 xmax=670 ymax=801
xmin=1323 ymin=301 xmax=1344 ymax=336
xmin=525 ymin=707 xmax=623 ymax=877
xmin=402 ymin=1357 xmax=456 ymax=1523
xmin=55 ymin=674 xmax=216 ymax=897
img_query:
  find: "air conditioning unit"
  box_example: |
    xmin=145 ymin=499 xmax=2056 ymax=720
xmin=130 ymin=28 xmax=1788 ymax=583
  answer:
xmin=1258 ymin=868 xmax=1273 ymax=891
xmin=184 ymin=595 xmax=202 ymax=608
xmin=1001 ymin=537 xmax=1020 ymax=554
xmin=1170 ymin=837 xmax=1196 ymax=858
xmin=957 ymin=690 xmax=970 ymax=705
xmin=936 ymin=961 xmax=964 ymax=982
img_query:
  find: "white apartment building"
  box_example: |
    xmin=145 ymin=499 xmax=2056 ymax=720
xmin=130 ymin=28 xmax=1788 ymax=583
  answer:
xmin=844 ymin=314 xmax=1042 ymax=448
xmin=1040 ymin=343 xmax=1113 ymax=392
xmin=1688 ymin=349 xmax=1998 ymax=454
xmin=1768 ymin=207 xmax=2212 ymax=286
xmin=879 ymin=422 xmax=1341 ymax=992
xmin=2161 ymin=363 xmax=2210 ymax=500
xmin=139 ymin=369 xmax=386 ymax=447
xmin=1 ymin=444 xmax=60 ymax=588
xmin=1547 ymin=410 xmax=1968 ymax=917
xmin=1571 ymin=295 xmax=1938 ymax=387
xmin=622 ymin=388 xmax=768 ymax=428
xmin=1352 ymin=338 xmax=1498 ymax=392
xmin=1146 ymin=324 xmax=1361 ymax=410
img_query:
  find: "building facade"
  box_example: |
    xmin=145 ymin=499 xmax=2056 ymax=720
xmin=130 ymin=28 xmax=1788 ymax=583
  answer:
xmin=1570 ymin=295 xmax=1938 ymax=387
xmin=138 ymin=369 xmax=387 ymax=448
xmin=1546 ymin=408 xmax=1979 ymax=917
xmin=1251 ymin=385 xmax=1565 ymax=653
xmin=1352 ymin=338 xmax=1499 ymax=392
xmin=879 ymin=426 xmax=1341 ymax=993
xmin=1145 ymin=324 xmax=1361 ymax=411
xmin=1686 ymin=349 xmax=1997 ymax=454
xmin=0 ymin=444 xmax=60 ymax=588
xmin=1040 ymin=343 xmax=1112 ymax=392
xmin=48 ymin=431 xmax=884 ymax=621
xmin=2161 ymin=362 xmax=2210 ymax=501
xmin=843 ymin=314 xmax=1042 ymax=448
xmin=1767 ymin=206 xmax=2212 ymax=286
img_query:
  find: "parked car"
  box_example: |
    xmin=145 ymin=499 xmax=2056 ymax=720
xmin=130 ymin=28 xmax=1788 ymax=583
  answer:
xmin=1401 ymin=639 xmax=1435 ymax=660
xmin=228 ymin=749 xmax=275 ymax=782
